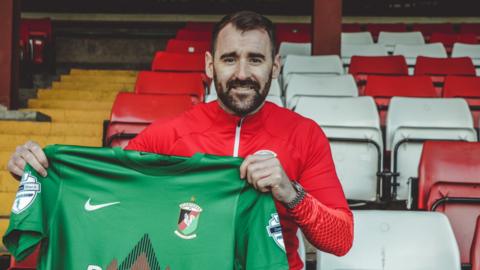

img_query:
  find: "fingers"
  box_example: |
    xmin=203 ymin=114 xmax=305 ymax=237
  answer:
xmin=239 ymin=154 xmax=276 ymax=179
xmin=25 ymin=141 xmax=49 ymax=169
xmin=7 ymin=156 xmax=25 ymax=178
xmin=19 ymin=146 xmax=48 ymax=177
xmin=7 ymin=141 xmax=47 ymax=178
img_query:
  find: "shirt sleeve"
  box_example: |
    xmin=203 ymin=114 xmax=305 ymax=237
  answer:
xmin=291 ymin=121 xmax=354 ymax=256
xmin=2 ymin=154 xmax=62 ymax=261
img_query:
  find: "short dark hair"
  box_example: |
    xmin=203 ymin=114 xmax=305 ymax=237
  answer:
xmin=211 ymin=11 xmax=276 ymax=58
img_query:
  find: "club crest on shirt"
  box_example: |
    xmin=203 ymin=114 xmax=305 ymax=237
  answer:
xmin=174 ymin=198 xmax=203 ymax=240
xmin=12 ymin=171 xmax=41 ymax=214
xmin=266 ymin=213 xmax=285 ymax=251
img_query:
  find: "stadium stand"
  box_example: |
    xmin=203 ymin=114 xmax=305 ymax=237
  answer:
xmin=317 ymin=210 xmax=461 ymax=270
xmin=377 ymin=31 xmax=425 ymax=53
xmin=151 ymin=51 xmax=205 ymax=73
xmin=275 ymin=31 xmax=311 ymax=47
xmin=412 ymin=23 xmax=455 ymax=39
xmin=281 ymin=55 xmax=344 ymax=89
xmin=294 ymin=96 xmax=382 ymax=202
xmin=341 ymin=32 xmax=374 ymax=45
xmin=134 ymin=71 xmax=206 ymax=103
xmin=340 ymin=44 xmax=389 ymax=65
xmin=451 ymin=43 xmax=480 ymax=75
xmin=460 ymin=23 xmax=480 ymax=37
xmin=20 ymin=18 xmax=52 ymax=65
xmin=429 ymin=33 xmax=478 ymax=54
xmin=341 ymin=23 xmax=362 ymax=33
xmin=365 ymin=23 xmax=407 ymax=39
xmin=165 ymin=39 xmax=211 ymax=54
xmin=443 ymin=75 xmax=480 ymax=127
xmin=416 ymin=141 xmax=480 ymax=267
xmin=105 ymin=92 xmax=195 ymax=147
xmin=278 ymin=42 xmax=311 ymax=62
xmin=386 ymin=97 xmax=477 ymax=201
xmin=393 ymin=43 xmax=447 ymax=69
xmin=285 ymin=74 xmax=358 ymax=109
xmin=175 ymin=28 xmax=212 ymax=41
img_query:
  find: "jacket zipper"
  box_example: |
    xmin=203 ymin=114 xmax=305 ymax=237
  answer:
xmin=233 ymin=118 xmax=244 ymax=157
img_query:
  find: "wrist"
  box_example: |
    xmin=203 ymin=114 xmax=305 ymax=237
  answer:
xmin=285 ymin=181 xmax=306 ymax=209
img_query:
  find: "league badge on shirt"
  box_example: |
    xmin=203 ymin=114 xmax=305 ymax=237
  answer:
xmin=267 ymin=213 xmax=285 ymax=251
xmin=12 ymin=171 xmax=41 ymax=214
xmin=174 ymin=199 xmax=203 ymax=240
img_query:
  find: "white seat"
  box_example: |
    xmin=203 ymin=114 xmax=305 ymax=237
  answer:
xmin=294 ymin=96 xmax=382 ymax=201
xmin=278 ymin=42 xmax=311 ymax=63
xmin=394 ymin=43 xmax=447 ymax=66
xmin=386 ymin=97 xmax=477 ymax=201
xmin=341 ymin=44 xmax=389 ymax=65
xmin=341 ymin=32 xmax=374 ymax=45
xmin=282 ymin=55 xmax=344 ymax=89
xmin=378 ymin=31 xmax=425 ymax=53
xmin=317 ymin=210 xmax=461 ymax=270
xmin=285 ymin=75 xmax=358 ymax=109
xmin=452 ymin=43 xmax=480 ymax=67
xmin=209 ymin=78 xmax=282 ymax=97
xmin=205 ymin=93 xmax=284 ymax=107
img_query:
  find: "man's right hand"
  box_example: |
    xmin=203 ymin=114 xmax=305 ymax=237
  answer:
xmin=7 ymin=141 xmax=48 ymax=179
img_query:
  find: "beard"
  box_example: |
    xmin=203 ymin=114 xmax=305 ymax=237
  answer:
xmin=214 ymin=71 xmax=272 ymax=117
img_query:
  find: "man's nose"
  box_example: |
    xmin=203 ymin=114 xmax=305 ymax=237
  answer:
xmin=235 ymin=60 xmax=251 ymax=80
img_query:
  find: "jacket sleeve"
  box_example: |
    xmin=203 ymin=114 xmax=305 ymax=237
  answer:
xmin=290 ymin=120 xmax=354 ymax=256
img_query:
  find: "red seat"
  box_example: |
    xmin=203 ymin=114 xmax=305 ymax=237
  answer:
xmin=134 ymin=71 xmax=206 ymax=102
xmin=430 ymin=33 xmax=478 ymax=54
xmin=342 ymin=23 xmax=362 ymax=33
xmin=418 ymin=141 xmax=480 ymax=266
xmin=472 ymin=216 xmax=480 ymax=270
xmin=8 ymin=244 xmax=39 ymax=269
xmin=175 ymin=29 xmax=212 ymax=41
xmin=443 ymin=76 xmax=480 ymax=127
xmin=412 ymin=23 xmax=454 ymax=39
xmin=184 ymin=22 xmax=215 ymax=31
xmin=106 ymin=93 xmax=195 ymax=147
xmin=165 ymin=39 xmax=210 ymax=54
xmin=460 ymin=23 xmax=480 ymax=36
xmin=151 ymin=51 xmax=205 ymax=73
xmin=414 ymin=56 xmax=476 ymax=94
xmin=365 ymin=23 xmax=407 ymax=39
xmin=275 ymin=31 xmax=311 ymax=47
xmin=20 ymin=18 xmax=52 ymax=65
xmin=348 ymin=55 xmax=409 ymax=95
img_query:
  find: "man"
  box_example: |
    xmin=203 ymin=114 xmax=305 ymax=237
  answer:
xmin=8 ymin=11 xmax=353 ymax=269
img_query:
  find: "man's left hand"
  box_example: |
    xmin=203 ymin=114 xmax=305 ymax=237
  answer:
xmin=239 ymin=154 xmax=297 ymax=204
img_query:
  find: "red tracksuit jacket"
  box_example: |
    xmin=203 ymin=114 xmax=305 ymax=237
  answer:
xmin=126 ymin=101 xmax=353 ymax=269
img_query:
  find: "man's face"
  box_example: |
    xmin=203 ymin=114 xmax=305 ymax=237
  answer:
xmin=205 ymin=24 xmax=280 ymax=116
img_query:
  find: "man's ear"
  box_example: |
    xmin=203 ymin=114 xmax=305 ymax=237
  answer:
xmin=272 ymin=53 xmax=281 ymax=79
xmin=205 ymin=51 xmax=214 ymax=79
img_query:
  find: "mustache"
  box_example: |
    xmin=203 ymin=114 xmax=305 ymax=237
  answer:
xmin=226 ymin=78 xmax=261 ymax=92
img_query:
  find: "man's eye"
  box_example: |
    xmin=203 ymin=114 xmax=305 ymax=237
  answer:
xmin=223 ymin=58 xmax=235 ymax=63
xmin=250 ymin=58 xmax=263 ymax=64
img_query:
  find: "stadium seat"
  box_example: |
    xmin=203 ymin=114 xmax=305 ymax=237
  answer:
xmin=443 ymin=76 xmax=480 ymax=127
xmin=366 ymin=23 xmax=407 ymax=39
xmin=285 ymin=75 xmax=358 ymax=109
xmin=393 ymin=43 xmax=447 ymax=67
xmin=204 ymin=94 xmax=284 ymax=108
xmin=282 ymin=55 xmax=344 ymax=89
xmin=175 ymin=29 xmax=212 ymax=41
xmin=377 ymin=31 xmax=425 ymax=53
xmin=275 ymin=31 xmax=311 ymax=47
xmin=105 ymin=93 xmax=195 ymax=147
xmin=341 ymin=32 xmax=374 ymax=45
xmin=386 ymin=97 xmax=477 ymax=201
xmin=341 ymin=44 xmax=389 ymax=65
xmin=278 ymin=42 xmax=311 ymax=63
xmin=430 ymin=33 xmax=478 ymax=54
xmin=412 ymin=23 xmax=455 ymax=39
xmin=165 ymin=39 xmax=210 ymax=54
xmin=416 ymin=141 xmax=480 ymax=266
xmin=20 ymin=18 xmax=53 ymax=66
xmin=294 ymin=97 xmax=382 ymax=202
xmin=209 ymin=78 xmax=282 ymax=97
xmin=342 ymin=23 xmax=362 ymax=33
xmin=348 ymin=55 xmax=408 ymax=95
xmin=472 ymin=216 xmax=480 ymax=270
xmin=151 ymin=51 xmax=205 ymax=73
xmin=317 ymin=210 xmax=461 ymax=270
xmin=459 ymin=23 xmax=480 ymax=36
xmin=414 ymin=57 xmax=476 ymax=90
xmin=134 ymin=71 xmax=206 ymax=102
xmin=452 ymin=43 xmax=480 ymax=74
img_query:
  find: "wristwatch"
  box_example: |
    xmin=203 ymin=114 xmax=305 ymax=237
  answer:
xmin=285 ymin=181 xmax=306 ymax=209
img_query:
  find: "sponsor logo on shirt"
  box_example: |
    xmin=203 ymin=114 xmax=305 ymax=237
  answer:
xmin=12 ymin=171 xmax=41 ymax=214
xmin=175 ymin=198 xmax=203 ymax=240
xmin=267 ymin=213 xmax=285 ymax=251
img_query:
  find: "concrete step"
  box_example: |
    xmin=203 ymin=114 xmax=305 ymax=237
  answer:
xmin=0 ymin=171 xmax=18 ymax=193
xmin=52 ymin=81 xmax=134 ymax=92
xmin=28 ymin=99 xmax=114 ymax=111
xmin=0 ymin=135 xmax=101 ymax=149
xmin=21 ymin=109 xmax=110 ymax=123
xmin=0 ymin=192 xmax=15 ymax=216
xmin=37 ymin=89 xmax=118 ymax=101
xmin=60 ymin=74 xmax=137 ymax=84
xmin=0 ymin=121 xmax=103 ymax=137
xmin=69 ymin=69 xmax=138 ymax=77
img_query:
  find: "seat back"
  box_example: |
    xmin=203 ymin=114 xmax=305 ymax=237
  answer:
xmin=443 ymin=76 xmax=480 ymax=98
xmin=151 ymin=51 xmax=205 ymax=73
xmin=452 ymin=43 xmax=480 ymax=65
xmin=341 ymin=44 xmax=388 ymax=65
xmin=341 ymin=32 xmax=374 ymax=45
xmin=365 ymin=75 xmax=437 ymax=98
xmin=294 ymin=97 xmax=382 ymax=201
xmin=386 ymin=97 xmax=477 ymax=200
xmin=412 ymin=23 xmax=455 ymax=37
xmin=348 ymin=55 xmax=408 ymax=76
xmin=393 ymin=43 xmax=447 ymax=66
xmin=106 ymin=93 xmax=194 ymax=147
xmin=134 ymin=71 xmax=206 ymax=102
xmin=165 ymin=39 xmax=210 ymax=54
xmin=317 ymin=210 xmax=461 ymax=270
xmin=278 ymin=42 xmax=311 ymax=62
xmin=282 ymin=55 xmax=344 ymax=88
xmin=286 ymin=75 xmax=358 ymax=109
xmin=377 ymin=31 xmax=425 ymax=52
xmin=415 ymin=57 xmax=476 ymax=77
xmin=366 ymin=23 xmax=407 ymax=38
xmin=430 ymin=33 xmax=478 ymax=48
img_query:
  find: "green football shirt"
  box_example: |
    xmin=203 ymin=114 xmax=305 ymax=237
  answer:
xmin=3 ymin=145 xmax=288 ymax=270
